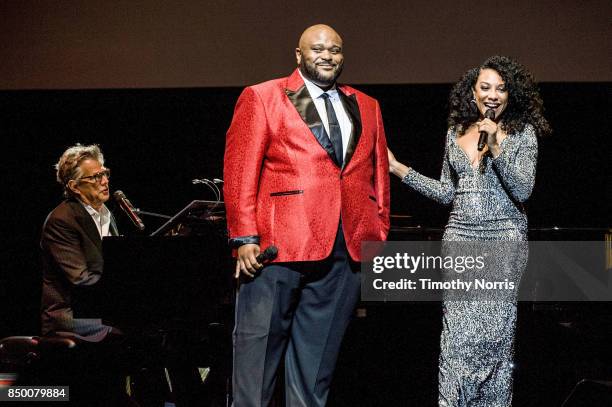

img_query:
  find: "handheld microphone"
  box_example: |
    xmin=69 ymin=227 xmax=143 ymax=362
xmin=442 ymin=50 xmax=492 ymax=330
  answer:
xmin=256 ymin=246 xmax=278 ymax=263
xmin=113 ymin=190 xmax=145 ymax=231
xmin=477 ymin=109 xmax=496 ymax=151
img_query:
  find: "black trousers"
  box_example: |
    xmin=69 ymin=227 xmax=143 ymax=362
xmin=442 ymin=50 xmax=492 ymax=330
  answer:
xmin=232 ymin=226 xmax=361 ymax=407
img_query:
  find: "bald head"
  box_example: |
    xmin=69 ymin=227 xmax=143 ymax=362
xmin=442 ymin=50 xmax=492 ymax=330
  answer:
xmin=298 ymin=24 xmax=343 ymax=50
xmin=295 ymin=24 xmax=344 ymax=90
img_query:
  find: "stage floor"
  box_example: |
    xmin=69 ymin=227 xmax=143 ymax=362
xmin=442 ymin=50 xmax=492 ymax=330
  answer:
xmin=327 ymin=303 xmax=612 ymax=406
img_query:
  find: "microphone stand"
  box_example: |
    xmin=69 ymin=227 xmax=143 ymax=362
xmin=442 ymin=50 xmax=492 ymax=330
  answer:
xmin=192 ymin=178 xmax=223 ymax=203
xmin=133 ymin=209 xmax=172 ymax=219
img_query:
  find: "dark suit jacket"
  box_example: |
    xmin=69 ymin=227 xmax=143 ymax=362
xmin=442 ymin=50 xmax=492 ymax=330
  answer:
xmin=40 ymin=198 xmax=118 ymax=341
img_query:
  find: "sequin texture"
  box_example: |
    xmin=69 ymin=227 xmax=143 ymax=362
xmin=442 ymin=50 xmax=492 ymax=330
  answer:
xmin=402 ymin=125 xmax=538 ymax=406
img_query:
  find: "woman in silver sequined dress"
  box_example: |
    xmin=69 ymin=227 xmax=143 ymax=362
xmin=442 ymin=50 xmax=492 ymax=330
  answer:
xmin=388 ymin=56 xmax=551 ymax=406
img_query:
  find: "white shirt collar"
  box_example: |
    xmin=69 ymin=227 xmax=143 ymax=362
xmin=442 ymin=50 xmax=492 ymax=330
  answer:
xmin=298 ymin=69 xmax=338 ymax=100
xmin=78 ymin=200 xmax=111 ymax=237
xmin=297 ymin=69 xmax=352 ymax=161
xmin=79 ymin=201 xmax=109 ymax=217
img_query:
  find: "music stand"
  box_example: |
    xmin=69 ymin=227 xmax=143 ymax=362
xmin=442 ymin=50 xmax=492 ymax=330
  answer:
xmin=150 ymin=200 xmax=225 ymax=236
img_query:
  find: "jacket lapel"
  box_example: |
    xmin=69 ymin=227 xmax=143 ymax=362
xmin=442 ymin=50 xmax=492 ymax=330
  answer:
xmin=109 ymin=213 xmax=120 ymax=237
xmin=285 ymin=70 xmax=363 ymax=169
xmin=68 ymin=199 xmax=103 ymax=250
xmin=285 ymin=70 xmax=340 ymax=167
xmin=337 ymin=88 xmax=362 ymax=169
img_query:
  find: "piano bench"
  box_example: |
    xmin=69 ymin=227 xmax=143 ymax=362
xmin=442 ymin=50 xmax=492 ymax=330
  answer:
xmin=0 ymin=335 xmax=76 ymax=387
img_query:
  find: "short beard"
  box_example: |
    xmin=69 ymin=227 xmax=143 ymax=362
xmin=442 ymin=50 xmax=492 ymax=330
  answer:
xmin=300 ymin=60 xmax=343 ymax=88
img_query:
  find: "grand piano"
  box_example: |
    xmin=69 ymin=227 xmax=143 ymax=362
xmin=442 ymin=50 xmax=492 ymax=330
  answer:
xmin=90 ymin=200 xmax=233 ymax=334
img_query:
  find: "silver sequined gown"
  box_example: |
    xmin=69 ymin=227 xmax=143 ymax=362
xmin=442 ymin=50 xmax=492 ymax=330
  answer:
xmin=402 ymin=125 xmax=538 ymax=407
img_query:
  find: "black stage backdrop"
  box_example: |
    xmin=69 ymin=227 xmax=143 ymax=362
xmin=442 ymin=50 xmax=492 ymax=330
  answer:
xmin=1 ymin=82 xmax=610 ymax=333
xmin=0 ymin=83 xmax=610 ymax=404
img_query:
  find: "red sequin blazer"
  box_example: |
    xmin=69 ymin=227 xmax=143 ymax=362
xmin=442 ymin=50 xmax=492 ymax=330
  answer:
xmin=223 ymin=69 xmax=390 ymax=262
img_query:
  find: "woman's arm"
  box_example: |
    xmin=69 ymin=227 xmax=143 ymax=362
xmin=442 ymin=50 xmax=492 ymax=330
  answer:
xmin=491 ymin=124 xmax=538 ymax=202
xmin=388 ymin=129 xmax=456 ymax=205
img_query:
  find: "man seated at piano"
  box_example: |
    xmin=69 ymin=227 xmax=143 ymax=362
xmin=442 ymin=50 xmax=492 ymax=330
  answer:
xmin=40 ymin=143 xmax=119 ymax=342
xmin=39 ymin=144 xmax=134 ymax=404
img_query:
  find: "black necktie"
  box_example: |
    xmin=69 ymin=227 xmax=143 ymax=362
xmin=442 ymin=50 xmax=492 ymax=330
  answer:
xmin=321 ymin=93 xmax=343 ymax=166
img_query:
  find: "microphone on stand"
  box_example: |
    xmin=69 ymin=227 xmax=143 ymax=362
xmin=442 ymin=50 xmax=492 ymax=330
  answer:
xmin=113 ymin=190 xmax=145 ymax=231
xmin=477 ymin=109 xmax=496 ymax=151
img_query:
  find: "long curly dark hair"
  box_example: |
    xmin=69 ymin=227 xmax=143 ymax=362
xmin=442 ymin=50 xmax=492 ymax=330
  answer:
xmin=448 ymin=55 xmax=551 ymax=137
